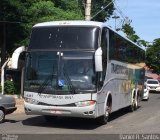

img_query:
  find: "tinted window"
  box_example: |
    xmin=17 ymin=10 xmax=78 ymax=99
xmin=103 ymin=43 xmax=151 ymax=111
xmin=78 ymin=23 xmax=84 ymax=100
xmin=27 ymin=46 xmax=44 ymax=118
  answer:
xmin=147 ymin=80 xmax=159 ymax=84
xmin=99 ymin=28 xmax=108 ymax=87
xmin=109 ymin=30 xmax=145 ymax=63
xmin=29 ymin=26 xmax=100 ymax=50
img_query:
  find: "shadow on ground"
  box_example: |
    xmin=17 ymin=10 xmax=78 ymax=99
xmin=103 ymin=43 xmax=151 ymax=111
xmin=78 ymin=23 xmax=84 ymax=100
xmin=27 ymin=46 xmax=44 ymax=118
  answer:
xmin=22 ymin=107 xmax=132 ymax=130
xmin=4 ymin=119 xmax=19 ymax=123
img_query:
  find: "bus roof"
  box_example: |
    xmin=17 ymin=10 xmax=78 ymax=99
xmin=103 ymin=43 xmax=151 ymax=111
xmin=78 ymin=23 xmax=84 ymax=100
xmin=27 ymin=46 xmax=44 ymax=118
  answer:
xmin=33 ymin=20 xmax=145 ymax=51
xmin=33 ymin=20 xmax=104 ymax=28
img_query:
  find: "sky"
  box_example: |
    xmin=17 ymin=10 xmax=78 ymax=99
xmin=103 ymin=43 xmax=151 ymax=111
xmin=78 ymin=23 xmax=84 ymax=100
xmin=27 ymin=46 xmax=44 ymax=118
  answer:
xmin=106 ymin=0 xmax=160 ymax=42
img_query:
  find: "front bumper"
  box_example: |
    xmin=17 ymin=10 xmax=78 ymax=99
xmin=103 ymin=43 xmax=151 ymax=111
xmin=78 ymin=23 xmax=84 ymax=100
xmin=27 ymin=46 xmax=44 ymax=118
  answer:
xmin=148 ymin=87 xmax=160 ymax=92
xmin=24 ymin=102 xmax=97 ymax=118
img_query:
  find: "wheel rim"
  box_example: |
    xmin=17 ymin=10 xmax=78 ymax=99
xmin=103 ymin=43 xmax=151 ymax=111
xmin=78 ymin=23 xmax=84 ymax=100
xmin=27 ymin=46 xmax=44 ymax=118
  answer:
xmin=132 ymin=96 xmax=137 ymax=110
xmin=135 ymin=97 xmax=138 ymax=108
xmin=0 ymin=110 xmax=5 ymax=122
xmin=131 ymin=98 xmax=135 ymax=110
xmin=104 ymin=106 xmax=109 ymax=121
xmin=105 ymin=106 xmax=109 ymax=117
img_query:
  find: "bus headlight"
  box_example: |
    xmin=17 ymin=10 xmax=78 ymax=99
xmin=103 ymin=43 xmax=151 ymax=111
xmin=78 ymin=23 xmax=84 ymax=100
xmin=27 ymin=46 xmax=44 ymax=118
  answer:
xmin=24 ymin=97 xmax=39 ymax=105
xmin=75 ymin=100 xmax=96 ymax=107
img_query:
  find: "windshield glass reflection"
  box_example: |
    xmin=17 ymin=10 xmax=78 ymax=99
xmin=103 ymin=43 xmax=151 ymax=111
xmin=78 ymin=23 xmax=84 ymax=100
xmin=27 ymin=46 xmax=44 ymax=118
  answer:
xmin=63 ymin=55 xmax=96 ymax=91
xmin=24 ymin=51 xmax=96 ymax=94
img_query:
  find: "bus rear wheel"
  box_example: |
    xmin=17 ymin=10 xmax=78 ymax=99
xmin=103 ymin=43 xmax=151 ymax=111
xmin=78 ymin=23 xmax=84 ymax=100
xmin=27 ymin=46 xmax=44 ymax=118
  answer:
xmin=130 ymin=95 xmax=138 ymax=112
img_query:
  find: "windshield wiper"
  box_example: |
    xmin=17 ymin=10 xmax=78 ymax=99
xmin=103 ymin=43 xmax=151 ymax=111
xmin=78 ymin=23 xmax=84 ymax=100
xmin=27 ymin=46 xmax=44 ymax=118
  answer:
xmin=63 ymin=67 xmax=77 ymax=94
xmin=37 ymin=74 xmax=56 ymax=94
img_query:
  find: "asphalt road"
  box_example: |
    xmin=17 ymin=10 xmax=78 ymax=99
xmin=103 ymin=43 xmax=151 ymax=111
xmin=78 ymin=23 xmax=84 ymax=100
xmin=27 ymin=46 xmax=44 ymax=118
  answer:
xmin=0 ymin=93 xmax=160 ymax=137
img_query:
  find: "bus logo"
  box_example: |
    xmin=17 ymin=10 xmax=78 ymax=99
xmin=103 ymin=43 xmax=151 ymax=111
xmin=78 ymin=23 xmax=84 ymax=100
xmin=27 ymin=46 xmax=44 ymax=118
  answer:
xmin=58 ymin=79 xmax=65 ymax=87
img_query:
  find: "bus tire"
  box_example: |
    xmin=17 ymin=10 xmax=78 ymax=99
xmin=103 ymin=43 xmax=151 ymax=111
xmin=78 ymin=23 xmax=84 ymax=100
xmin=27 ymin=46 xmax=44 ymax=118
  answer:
xmin=0 ymin=108 xmax=5 ymax=123
xmin=98 ymin=105 xmax=110 ymax=125
xmin=130 ymin=93 xmax=138 ymax=112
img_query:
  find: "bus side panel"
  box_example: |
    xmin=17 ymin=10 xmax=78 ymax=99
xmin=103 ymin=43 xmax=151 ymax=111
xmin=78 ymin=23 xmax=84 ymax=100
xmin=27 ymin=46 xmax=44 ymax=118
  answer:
xmin=97 ymin=60 xmax=134 ymax=114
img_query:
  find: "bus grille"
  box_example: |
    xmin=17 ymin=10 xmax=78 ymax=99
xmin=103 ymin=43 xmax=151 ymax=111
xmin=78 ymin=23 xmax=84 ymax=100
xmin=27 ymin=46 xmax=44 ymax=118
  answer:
xmin=38 ymin=102 xmax=76 ymax=107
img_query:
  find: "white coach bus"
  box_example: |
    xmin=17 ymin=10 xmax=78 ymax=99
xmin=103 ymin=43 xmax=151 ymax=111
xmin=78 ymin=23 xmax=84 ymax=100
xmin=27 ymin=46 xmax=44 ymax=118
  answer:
xmin=22 ymin=21 xmax=145 ymax=124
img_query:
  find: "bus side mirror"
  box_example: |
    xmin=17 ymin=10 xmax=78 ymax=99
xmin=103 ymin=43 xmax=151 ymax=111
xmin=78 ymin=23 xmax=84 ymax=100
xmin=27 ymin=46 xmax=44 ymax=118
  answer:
xmin=11 ymin=46 xmax=25 ymax=69
xmin=95 ymin=47 xmax=103 ymax=72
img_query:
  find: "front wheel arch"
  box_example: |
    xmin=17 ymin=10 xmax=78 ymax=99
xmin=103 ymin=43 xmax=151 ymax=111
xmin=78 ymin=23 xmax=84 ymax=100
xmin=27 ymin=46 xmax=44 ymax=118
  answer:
xmin=98 ymin=93 xmax=112 ymax=125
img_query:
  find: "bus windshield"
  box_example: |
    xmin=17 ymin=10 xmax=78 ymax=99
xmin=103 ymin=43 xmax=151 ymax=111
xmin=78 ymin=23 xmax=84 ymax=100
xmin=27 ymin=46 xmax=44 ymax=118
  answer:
xmin=24 ymin=51 xmax=96 ymax=94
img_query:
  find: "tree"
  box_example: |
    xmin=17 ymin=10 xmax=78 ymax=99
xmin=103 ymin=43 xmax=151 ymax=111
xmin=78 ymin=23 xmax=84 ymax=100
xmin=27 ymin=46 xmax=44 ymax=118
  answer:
xmin=0 ymin=0 xmax=26 ymax=65
xmin=122 ymin=23 xmax=139 ymax=43
xmin=0 ymin=0 xmax=115 ymax=64
xmin=20 ymin=0 xmax=83 ymax=45
xmin=0 ymin=0 xmax=83 ymax=62
xmin=137 ymin=40 xmax=148 ymax=47
xmin=146 ymin=38 xmax=160 ymax=74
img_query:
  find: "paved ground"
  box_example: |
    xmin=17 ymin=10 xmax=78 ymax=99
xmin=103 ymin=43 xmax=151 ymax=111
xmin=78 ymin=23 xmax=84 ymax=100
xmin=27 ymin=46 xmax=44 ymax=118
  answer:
xmin=13 ymin=98 xmax=24 ymax=114
xmin=1 ymin=93 xmax=160 ymax=135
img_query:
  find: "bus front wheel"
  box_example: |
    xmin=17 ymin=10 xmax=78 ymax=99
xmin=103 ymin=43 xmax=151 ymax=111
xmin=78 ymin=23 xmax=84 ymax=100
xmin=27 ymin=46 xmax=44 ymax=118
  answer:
xmin=98 ymin=105 xmax=110 ymax=125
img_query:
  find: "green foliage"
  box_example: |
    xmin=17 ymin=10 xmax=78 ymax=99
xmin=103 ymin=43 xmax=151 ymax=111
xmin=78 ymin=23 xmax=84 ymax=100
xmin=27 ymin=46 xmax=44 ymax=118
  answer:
xmin=4 ymin=80 xmax=16 ymax=95
xmin=53 ymin=0 xmax=82 ymax=12
xmin=0 ymin=0 xmax=25 ymax=55
xmin=146 ymin=38 xmax=160 ymax=74
xmin=137 ymin=40 xmax=148 ymax=47
xmin=122 ymin=24 xmax=139 ymax=42
xmin=122 ymin=23 xmax=150 ymax=49
xmin=0 ymin=0 xmax=84 ymax=56
xmin=28 ymin=1 xmax=82 ymax=23
xmin=121 ymin=23 xmax=160 ymax=74
xmin=0 ymin=0 xmax=114 ymax=57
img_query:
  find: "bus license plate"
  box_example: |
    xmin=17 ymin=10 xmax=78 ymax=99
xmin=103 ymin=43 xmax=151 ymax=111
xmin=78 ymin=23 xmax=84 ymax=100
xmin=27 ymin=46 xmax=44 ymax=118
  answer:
xmin=50 ymin=110 xmax=62 ymax=114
